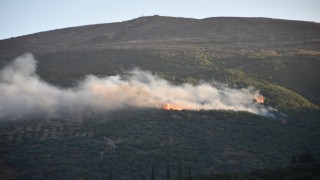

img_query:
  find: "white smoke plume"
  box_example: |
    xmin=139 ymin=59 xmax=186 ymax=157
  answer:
xmin=0 ymin=53 xmax=275 ymax=119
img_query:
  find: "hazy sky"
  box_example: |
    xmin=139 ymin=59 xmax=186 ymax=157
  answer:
xmin=0 ymin=0 xmax=319 ymax=40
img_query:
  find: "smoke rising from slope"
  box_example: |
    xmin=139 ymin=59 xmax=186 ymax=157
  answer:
xmin=0 ymin=53 xmax=275 ymax=119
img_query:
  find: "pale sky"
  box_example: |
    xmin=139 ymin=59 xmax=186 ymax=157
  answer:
xmin=0 ymin=0 xmax=319 ymax=40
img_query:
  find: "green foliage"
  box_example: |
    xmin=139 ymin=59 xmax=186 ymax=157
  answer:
xmin=194 ymin=51 xmax=214 ymax=67
xmin=1 ymin=109 xmax=319 ymax=179
xmin=193 ymin=163 xmax=320 ymax=180
xmin=222 ymin=68 xmax=318 ymax=111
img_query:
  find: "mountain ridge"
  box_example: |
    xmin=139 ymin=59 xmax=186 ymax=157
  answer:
xmin=2 ymin=15 xmax=320 ymax=40
xmin=1 ymin=16 xmax=319 ymax=58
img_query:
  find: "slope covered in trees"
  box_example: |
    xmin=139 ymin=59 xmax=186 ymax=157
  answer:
xmin=0 ymin=16 xmax=319 ymax=179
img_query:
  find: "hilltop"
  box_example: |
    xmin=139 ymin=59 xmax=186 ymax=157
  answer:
xmin=1 ymin=16 xmax=319 ymax=107
xmin=1 ymin=16 xmax=320 ymax=56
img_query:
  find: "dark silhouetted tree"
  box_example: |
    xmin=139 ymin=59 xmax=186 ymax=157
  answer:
xmin=178 ymin=161 xmax=182 ymax=180
xmin=291 ymin=155 xmax=297 ymax=165
xmin=299 ymin=151 xmax=315 ymax=164
xmin=109 ymin=171 xmax=113 ymax=180
xmin=152 ymin=165 xmax=155 ymax=180
xmin=187 ymin=167 xmax=193 ymax=180
xmin=34 ymin=155 xmax=38 ymax=161
xmin=166 ymin=162 xmax=171 ymax=180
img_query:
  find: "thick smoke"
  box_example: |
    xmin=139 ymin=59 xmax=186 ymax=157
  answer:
xmin=0 ymin=53 xmax=275 ymax=119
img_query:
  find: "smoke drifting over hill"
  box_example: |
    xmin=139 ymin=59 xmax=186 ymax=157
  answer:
xmin=0 ymin=53 xmax=275 ymax=119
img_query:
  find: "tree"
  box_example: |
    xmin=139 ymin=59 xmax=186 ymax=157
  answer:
xmin=178 ymin=161 xmax=182 ymax=180
xmin=109 ymin=171 xmax=113 ymax=180
xmin=291 ymin=155 xmax=297 ymax=165
xmin=151 ymin=165 xmax=155 ymax=180
xmin=187 ymin=167 xmax=193 ymax=180
xmin=166 ymin=162 xmax=171 ymax=180
xmin=299 ymin=151 xmax=315 ymax=164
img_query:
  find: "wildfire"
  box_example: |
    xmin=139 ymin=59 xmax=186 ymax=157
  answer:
xmin=162 ymin=104 xmax=184 ymax=111
xmin=254 ymin=95 xmax=264 ymax=103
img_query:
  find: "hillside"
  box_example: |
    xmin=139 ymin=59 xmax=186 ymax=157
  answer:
xmin=0 ymin=16 xmax=320 ymax=179
xmin=0 ymin=16 xmax=319 ymax=107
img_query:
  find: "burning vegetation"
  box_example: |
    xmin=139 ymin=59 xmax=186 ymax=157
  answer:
xmin=254 ymin=94 xmax=265 ymax=104
xmin=162 ymin=94 xmax=265 ymax=112
xmin=162 ymin=104 xmax=184 ymax=111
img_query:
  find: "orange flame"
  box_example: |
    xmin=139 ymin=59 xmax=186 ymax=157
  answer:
xmin=162 ymin=104 xmax=184 ymax=111
xmin=254 ymin=95 xmax=264 ymax=103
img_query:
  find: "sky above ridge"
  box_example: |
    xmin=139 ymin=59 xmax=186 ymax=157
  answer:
xmin=0 ymin=0 xmax=319 ymax=40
